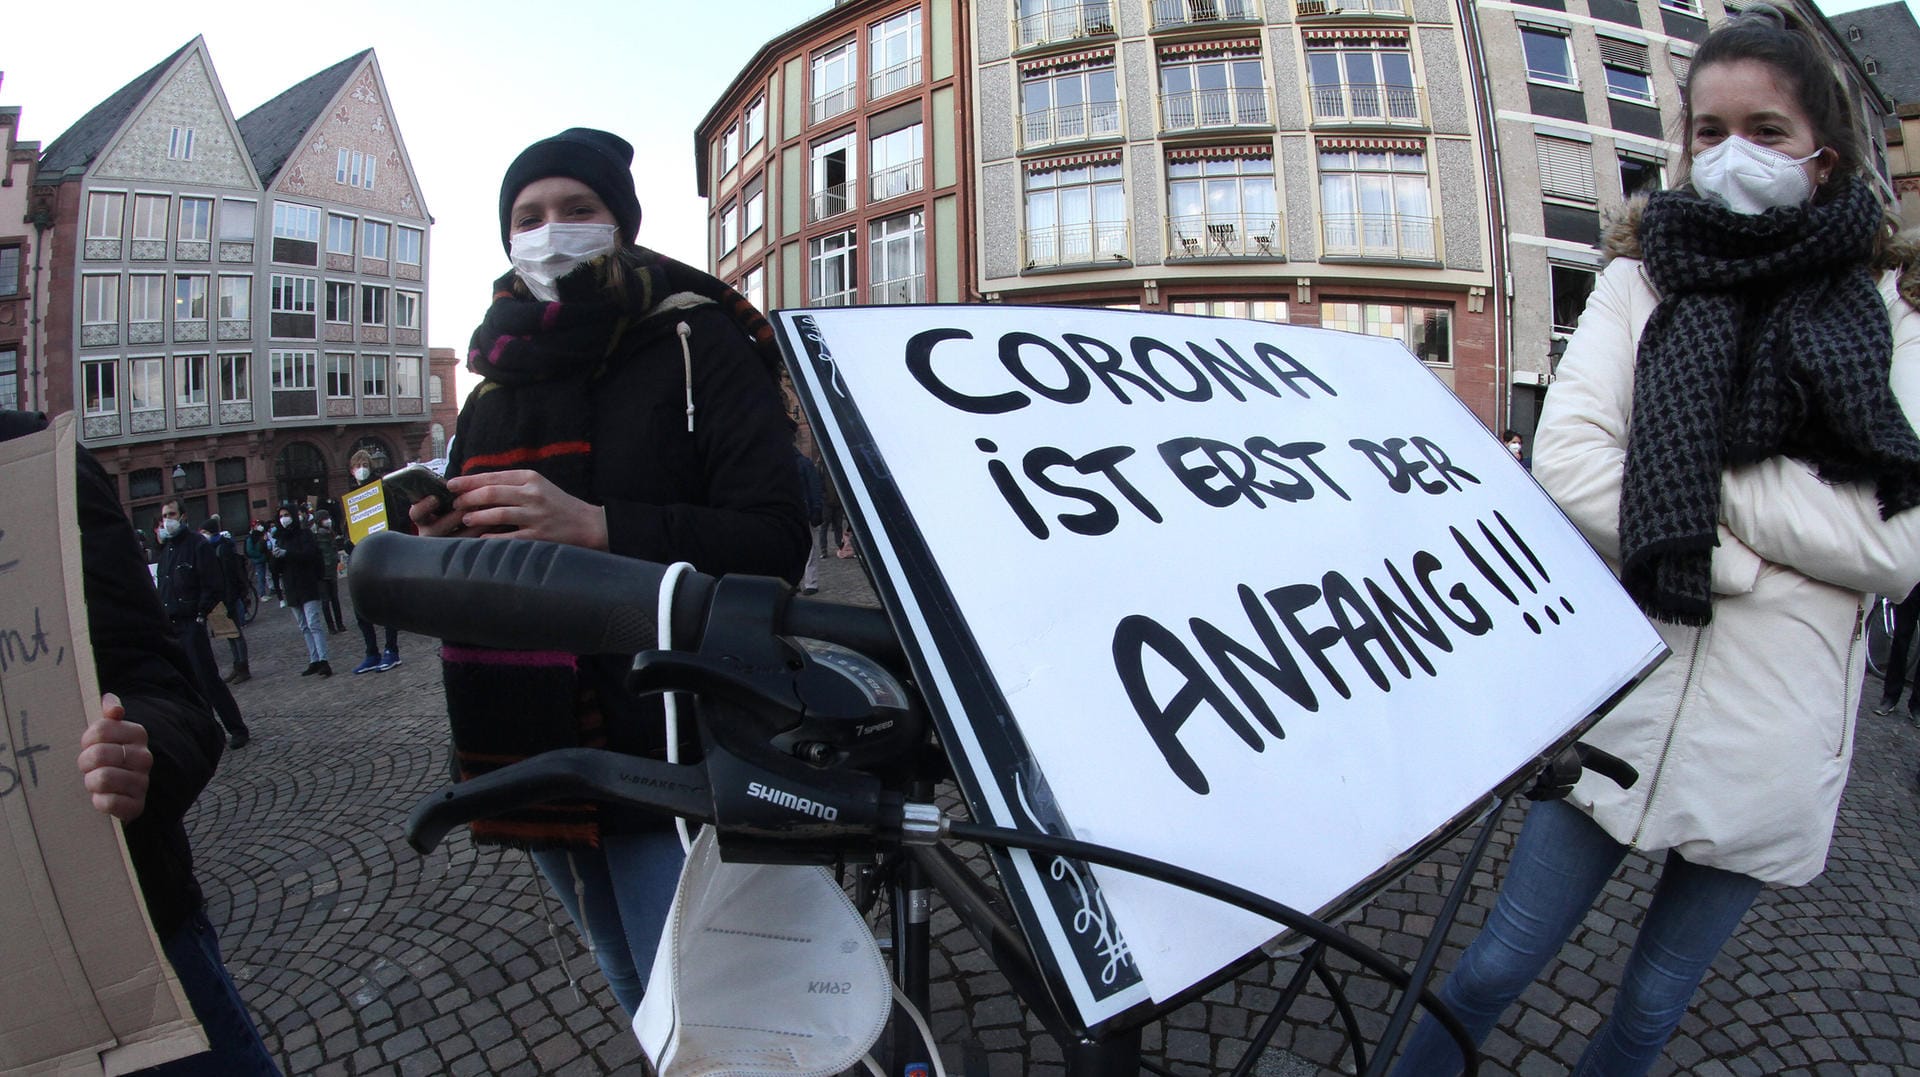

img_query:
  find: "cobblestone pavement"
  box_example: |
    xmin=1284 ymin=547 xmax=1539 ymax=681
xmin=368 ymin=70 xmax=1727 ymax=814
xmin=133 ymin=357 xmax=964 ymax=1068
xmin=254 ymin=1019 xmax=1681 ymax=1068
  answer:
xmin=192 ymin=556 xmax=1920 ymax=1075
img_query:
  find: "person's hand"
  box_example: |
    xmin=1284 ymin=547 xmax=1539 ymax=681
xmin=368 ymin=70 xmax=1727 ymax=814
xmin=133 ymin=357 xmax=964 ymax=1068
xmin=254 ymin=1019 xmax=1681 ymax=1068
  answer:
xmin=409 ymin=494 xmax=471 ymax=538
xmin=77 ymin=693 xmax=151 ymax=822
xmin=445 ymin=470 xmax=610 ymax=550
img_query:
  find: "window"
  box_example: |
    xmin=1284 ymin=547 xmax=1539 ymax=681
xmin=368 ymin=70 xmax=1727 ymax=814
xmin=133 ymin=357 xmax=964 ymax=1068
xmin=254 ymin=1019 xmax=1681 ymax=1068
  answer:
xmin=870 ymin=8 xmax=922 ymax=99
xmin=83 ymin=275 xmax=119 ymax=325
xmin=395 ymin=290 xmax=421 ymax=330
xmin=174 ymin=274 xmax=209 ymax=321
xmin=1319 ymin=301 xmax=1453 ymax=365
xmin=363 ymin=220 xmax=390 ymax=261
xmin=430 ymin=374 xmax=444 ymax=404
xmin=869 ymin=210 xmax=926 ymax=304
xmin=1024 ymin=157 xmax=1128 ymax=267
xmin=273 ymin=202 xmax=322 ymax=241
xmin=129 ymin=357 xmax=164 ymax=412
xmin=1019 ymin=0 xmax=1116 ymax=49
xmin=83 ymin=360 xmax=118 ymax=415
xmin=1172 ymin=299 xmax=1289 ymax=322
xmin=1022 ymin=60 xmax=1121 ymax=148
xmin=0 ymin=348 xmax=16 ymax=410
xmin=336 ymin=149 xmax=377 ymax=189
xmin=812 ymin=39 xmax=858 ymax=124
xmin=1668 ymin=50 xmax=1691 ymax=87
xmin=0 ymin=246 xmax=15 ymax=298
xmin=326 ymin=281 xmax=355 ymax=323
xmin=326 ymin=353 xmax=354 ymax=397
xmin=742 ymin=265 xmax=765 ymax=313
xmin=1618 ymin=153 xmax=1663 ymax=198
xmin=1159 ymin=51 xmax=1268 ymax=131
xmin=1658 ymin=0 xmax=1701 ymax=13
xmin=168 ymin=126 xmax=194 ymax=160
xmin=745 ymin=185 xmax=766 ymax=235
xmin=722 ymin=121 xmax=741 ymax=175
xmin=1521 ymin=27 xmax=1576 ymax=87
xmin=1848 ymin=24 xmax=1862 ymax=41
xmin=745 ymin=95 xmax=767 ymax=149
xmin=1166 ymin=153 xmax=1279 ymax=258
xmin=128 ymin=274 xmax=166 ymax=323
xmin=396 ymin=226 xmax=423 ymax=266
xmin=178 ymin=197 xmax=212 ymax=242
xmin=809 ymin=230 xmax=859 ymax=306
xmin=870 ymin=123 xmax=925 ymax=202
xmin=394 ymin=355 xmax=421 ymax=398
xmin=811 ymin=132 xmax=858 ymax=221
xmin=220 ymin=199 xmax=256 ymax=241
xmin=133 ymin=194 xmax=170 ymax=241
xmin=1318 ymin=146 xmax=1434 ymax=260
xmin=720 ymin=201 xmax=740 ymax=253
xmin=87 ymin=192 xmax=126 ymax=239
xmin=219 ymin=276 xmax=251 ymax=320
xmin=219 ymin=353 xmax=250 ymax=402
xmin=1307 ymin=40 xmax=1420 ymax=124
xmin=1598 ymin=37 xmax=1654 ymax=103
xmin=362 ymin=353 xmax=389 ymax=398
xmin=272 ymin=274 xmax=318 ymax=314
xmin=1865 ymin=57 xmax=1879 ymax=76
xmin=362 ymin=285 xmax=388 ymax=326
xmin=176 ymin=354 xmax=208 ymax=406
xmin=328 ymin=214 xmax=356 ymax=255
xmin=1551 ymin=265 xmax=1596 ymax=334
xmin=1536 ymin=136 xmax=1597 ymax=201
xmin=271 ymin=352 xmax=317 ymax=390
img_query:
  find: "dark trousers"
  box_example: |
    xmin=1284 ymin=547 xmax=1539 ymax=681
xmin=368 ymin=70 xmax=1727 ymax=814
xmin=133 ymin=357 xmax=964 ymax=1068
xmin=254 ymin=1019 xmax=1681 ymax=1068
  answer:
xmin=143 ymin=910 xmax=281 ymax=1075
xmin=321 ymin=576 xmax=345 ymax=632
xmin=172 ymin=618 xmax=249 ymax=738
xmin=1881 ymin=587 xmax=1920 ymax=706
xmin=357 ymin=612 xmax=398 ymax=657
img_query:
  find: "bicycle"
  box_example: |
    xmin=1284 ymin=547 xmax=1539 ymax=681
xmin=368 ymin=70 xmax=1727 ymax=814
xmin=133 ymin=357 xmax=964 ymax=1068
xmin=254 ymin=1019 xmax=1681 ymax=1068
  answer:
xmin=350 ymin=531 xmax=1634 ymax=1077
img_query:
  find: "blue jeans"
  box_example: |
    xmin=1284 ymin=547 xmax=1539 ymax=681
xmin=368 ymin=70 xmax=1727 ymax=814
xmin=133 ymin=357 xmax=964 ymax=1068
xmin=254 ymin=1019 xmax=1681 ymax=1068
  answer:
xmin=532 ymin=828 xmax=687 ymax=1016
xmin=142 ymin=910 xmax=281 ymax=1075
xmin=291 ymin=599 xmax=328 ymax=662
xmin=1393 ymin=799 xmax=1762 ymax=1077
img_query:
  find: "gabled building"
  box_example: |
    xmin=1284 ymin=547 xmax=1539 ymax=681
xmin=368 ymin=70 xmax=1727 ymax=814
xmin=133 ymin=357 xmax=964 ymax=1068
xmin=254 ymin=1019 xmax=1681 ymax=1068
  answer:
xmin=29 ymin=38 xmax=450 ymax=533
xmin=2 ymin=75 xmax=39 ymax=412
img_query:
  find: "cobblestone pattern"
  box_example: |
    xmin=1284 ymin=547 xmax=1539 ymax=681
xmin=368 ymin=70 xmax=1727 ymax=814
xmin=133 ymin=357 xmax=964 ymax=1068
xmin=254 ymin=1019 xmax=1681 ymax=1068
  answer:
xmin=193 ymin=555 xmax=1920 ymax=1075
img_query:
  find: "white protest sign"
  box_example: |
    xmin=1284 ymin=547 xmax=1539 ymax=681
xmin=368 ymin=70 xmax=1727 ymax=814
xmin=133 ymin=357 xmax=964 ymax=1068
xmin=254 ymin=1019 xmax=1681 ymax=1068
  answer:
xmin=776 ymin=307 xmax=1666 ymax=1018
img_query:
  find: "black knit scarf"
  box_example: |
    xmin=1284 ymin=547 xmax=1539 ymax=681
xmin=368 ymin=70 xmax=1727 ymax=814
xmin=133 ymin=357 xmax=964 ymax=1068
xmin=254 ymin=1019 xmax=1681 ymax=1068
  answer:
xmin=445 ymin=245 xmax=777 ymax=847
xmin=1621 ymin=179 xmax=1920 ymax=624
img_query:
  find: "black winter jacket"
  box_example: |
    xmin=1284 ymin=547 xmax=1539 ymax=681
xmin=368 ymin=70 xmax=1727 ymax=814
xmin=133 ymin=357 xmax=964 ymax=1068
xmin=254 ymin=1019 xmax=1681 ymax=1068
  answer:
xmin=156 ymin=525 xmax=223 ymax=622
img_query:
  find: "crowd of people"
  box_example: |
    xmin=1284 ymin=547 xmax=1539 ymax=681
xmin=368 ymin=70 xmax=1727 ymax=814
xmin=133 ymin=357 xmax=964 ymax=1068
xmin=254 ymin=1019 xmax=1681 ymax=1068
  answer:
xmin=17 ymin=6 xmax=1920 ymax=1073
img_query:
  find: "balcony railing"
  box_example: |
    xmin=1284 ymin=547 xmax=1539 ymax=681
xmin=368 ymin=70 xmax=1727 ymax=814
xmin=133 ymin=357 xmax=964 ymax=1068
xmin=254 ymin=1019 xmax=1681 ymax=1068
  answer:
xmin=1296 ymin=0 xmax=1406 ymax=16
xmin=870 ymin=56 xmax=922 ymax=100
xmin=1022 ymin=221 xmax=1132 ymax=269
xmin=1022 ymin=100 xmax=1123 ymax=150
xmin=811 ymin=183 xmax=855 ymax=223
xmin=1166 ymin=212 xmax=1284 ymax=260
xmin=1017 ymin=3 xmax=1116 ymax=49
xmin=1309 ymin=83 xmax=1426 ymax=126
xmin=1321 ymin=212 xmax=1437 ymax=261
xmin=811 ymin=85 xmax=856 ymax=125
xmin=1159 ymin=87 xmax=1270 ymax=132
xmin=1151 ymin=0 xmax=1261 ymax=30
xmin=870 ymin=160 xmax=925 ymax=203
xmin=870 ymin=274 xmax=927 ymax=304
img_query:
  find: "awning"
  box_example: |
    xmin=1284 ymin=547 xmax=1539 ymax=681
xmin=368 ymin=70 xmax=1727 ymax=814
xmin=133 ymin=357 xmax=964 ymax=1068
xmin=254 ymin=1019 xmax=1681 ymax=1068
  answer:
xmin=1025 ymin=148 xmax=1125 ymax=171
xmin=1316 ymin=136 xmax=1425 ymax=151
xmin=1159 ymin=36 xmax=1262 ymax=57
xmin=1166 ymin=144 xmax=1273 ymax=161
xmin=1301 ymin=26 xmax=1409 ymax=42
xmin=1019 ymin=47 xmax=1117 ymax=73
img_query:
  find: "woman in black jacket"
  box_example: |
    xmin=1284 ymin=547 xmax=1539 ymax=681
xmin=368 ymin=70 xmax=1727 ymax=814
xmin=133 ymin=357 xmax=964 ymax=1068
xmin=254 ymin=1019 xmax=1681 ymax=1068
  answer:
xmin=411 ymin=128 xmax=808 ymax=1017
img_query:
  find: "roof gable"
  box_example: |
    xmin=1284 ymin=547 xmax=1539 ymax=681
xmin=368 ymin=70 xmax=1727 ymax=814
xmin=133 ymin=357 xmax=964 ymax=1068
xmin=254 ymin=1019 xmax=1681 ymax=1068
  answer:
xmin=92 ymin=44 xmax=258 ymax=190
xmin=38 ymin=39 xmax=195 ymax=180
xmin=238 ymin=51 xmax=428 ymax=221
xmin=236 ymin=50 xmax=368 ymax=188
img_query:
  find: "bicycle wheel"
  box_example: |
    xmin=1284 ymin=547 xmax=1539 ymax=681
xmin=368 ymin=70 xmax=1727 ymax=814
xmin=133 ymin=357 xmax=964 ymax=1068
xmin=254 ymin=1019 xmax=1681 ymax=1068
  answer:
xmin=1865 ymin=596 xmax=1893 ymax=679
xmin=240 ymin=576 xmax=260 ymax=625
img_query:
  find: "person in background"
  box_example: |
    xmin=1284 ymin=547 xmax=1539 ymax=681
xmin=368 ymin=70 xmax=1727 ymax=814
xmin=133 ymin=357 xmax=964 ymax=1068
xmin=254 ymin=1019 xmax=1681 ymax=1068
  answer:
xmin=0 ymin=412 xmax=279 ymax=1075
xmin=154 ymin=500 xmax=251 ymax=750
xmin=1502 ymin=428 xmax=1531 ymax=471
xmin=271 ymin=504 xmax=331 ymax=677
xmin=1393 ymin=7 xmax=1920 ymax=1074
xmin=312 ymin=509 xmax=347 ymax=634
xmin=244 ymin=521 xmax=270 ymax=604
xmin=345 ymin=460 xmax=406 ymax=676
xmin=411 ymin=127 xmax=807 ymax=1018
xmin=197 ymin=516 xmax=251 ymax=684
xmin=797 ymin=451 xmax=825 ymax=596
xmin=1872 ymin=582 xmax=1920 ymax=719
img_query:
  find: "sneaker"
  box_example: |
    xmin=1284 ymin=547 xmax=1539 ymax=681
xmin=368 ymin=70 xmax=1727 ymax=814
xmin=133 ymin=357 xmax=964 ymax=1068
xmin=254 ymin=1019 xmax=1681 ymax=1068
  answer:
xmin=227 ymin=730 xmax=250 ymax=750
xmin=315 ymin=661 xmax=333 ymax=677
xmin=353 ymin=655 xmax=383 ymax=675
xmin=379 ymin=649 xmax=402 ymax=671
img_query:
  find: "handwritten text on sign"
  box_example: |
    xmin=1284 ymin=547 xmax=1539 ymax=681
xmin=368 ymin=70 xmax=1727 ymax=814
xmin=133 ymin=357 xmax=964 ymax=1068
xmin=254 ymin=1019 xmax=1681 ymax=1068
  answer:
xmin=780 ymin=307 xmax=1662 ymax=1007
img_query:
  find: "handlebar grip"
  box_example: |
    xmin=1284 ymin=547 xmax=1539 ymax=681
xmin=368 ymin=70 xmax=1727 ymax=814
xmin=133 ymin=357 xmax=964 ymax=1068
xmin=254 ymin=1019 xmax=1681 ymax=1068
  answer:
xmin=346 ymin=532 xmax=713 ymax=654
xmin=1579 ymin=743 xmax=1639 ymax=791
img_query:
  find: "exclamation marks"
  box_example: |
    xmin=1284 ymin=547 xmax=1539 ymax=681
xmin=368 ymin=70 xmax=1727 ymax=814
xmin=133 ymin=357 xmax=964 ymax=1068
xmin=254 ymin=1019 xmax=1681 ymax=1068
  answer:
xmin=1450 ymin=511 xmax=1574 ymax=634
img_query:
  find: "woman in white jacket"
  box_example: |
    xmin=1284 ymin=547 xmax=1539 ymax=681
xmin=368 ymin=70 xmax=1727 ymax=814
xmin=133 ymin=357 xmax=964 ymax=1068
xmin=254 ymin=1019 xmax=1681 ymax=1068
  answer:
xmin=1394 ymin=7 xmax=1920 ymax=1074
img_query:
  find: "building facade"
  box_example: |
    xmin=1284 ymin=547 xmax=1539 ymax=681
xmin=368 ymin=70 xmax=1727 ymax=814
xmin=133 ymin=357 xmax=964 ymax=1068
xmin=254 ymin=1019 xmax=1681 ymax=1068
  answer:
xmin=1 ymin=76 xmax=38 ymax=412
xmin=29 ymin=38 xmax=452 ymax=532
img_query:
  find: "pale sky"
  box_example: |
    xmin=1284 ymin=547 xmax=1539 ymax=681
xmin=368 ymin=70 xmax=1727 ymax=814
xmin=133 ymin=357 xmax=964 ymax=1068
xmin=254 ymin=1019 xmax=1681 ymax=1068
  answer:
xmin=3 ymin=0 xmax=828 ymax=398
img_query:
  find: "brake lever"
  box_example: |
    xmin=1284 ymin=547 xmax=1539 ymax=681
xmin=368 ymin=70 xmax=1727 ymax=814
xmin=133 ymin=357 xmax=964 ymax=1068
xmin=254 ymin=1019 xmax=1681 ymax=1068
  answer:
xmin=405 ymin=748 xmax=714 ymax=854
xmin=1525 ymin=742 xmax=1640 ymax=802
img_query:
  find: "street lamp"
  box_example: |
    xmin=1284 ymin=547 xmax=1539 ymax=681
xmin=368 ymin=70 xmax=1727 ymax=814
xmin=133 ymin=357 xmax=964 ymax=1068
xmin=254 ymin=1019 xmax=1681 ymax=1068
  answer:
xmin=171 ymin=463 xmax=186 ymax=483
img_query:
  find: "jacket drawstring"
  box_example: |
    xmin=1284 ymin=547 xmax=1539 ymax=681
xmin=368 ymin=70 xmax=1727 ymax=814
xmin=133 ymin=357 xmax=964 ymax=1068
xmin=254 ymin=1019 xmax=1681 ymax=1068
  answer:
xmin=677 ymin=321 xmax=695 ymax=432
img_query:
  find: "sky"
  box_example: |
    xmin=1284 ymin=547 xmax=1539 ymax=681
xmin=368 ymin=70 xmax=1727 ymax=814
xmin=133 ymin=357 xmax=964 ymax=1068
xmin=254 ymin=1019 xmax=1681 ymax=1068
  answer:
xmin=3 ymin=0 xmax=829 ymax=397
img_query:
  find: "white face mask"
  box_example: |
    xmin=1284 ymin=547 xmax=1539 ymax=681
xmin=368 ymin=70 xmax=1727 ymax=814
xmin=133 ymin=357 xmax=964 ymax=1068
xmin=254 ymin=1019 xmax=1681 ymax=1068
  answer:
xmin=279 ymin=515 xmax=293 ymax=528
xmin=509 ymin=222 xmax=621 ymax=301
xmin=1690 ymin=136 xmax=1822 ymax=215
xmin=354 ymin=466 xmax=371 ymax=483
xmin=159 ymin=518 xmax=181 ymax=540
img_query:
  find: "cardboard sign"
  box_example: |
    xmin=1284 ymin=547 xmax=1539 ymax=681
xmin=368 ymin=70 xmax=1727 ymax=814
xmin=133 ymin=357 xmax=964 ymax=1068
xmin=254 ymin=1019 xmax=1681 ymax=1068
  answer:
xmin=0 ymin=414 xmax=206 ymax=1075
xmin=774 ymin=307 xmax=1666 ymax=1024
xmin=343 ymin=480 xmax=390 ymax=546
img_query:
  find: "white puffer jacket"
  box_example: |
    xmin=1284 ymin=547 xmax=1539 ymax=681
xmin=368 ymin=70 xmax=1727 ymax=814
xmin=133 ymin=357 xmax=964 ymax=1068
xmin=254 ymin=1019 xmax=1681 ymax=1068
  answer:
xmin=1537 ymin=255 xmax=1920 ymax=886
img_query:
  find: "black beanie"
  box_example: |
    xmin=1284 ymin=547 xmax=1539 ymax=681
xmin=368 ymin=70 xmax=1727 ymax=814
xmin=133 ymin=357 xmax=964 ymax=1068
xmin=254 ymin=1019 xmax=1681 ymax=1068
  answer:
xmin=498 ymin=128 xmax=642 ymax=252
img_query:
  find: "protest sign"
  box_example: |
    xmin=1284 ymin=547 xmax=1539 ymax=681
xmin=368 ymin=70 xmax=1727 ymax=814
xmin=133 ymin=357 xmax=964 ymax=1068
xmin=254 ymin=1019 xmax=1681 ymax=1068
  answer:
xmin=0 ymin=414 xmax=206 ymax=1074
xmin=774 ymin=307 xmax=1666 ymax=1025
xmin=344 ymin=480 xmax=390 ymax=545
